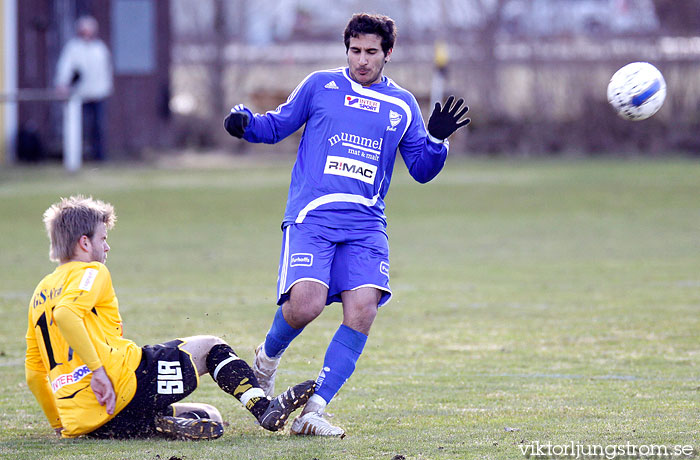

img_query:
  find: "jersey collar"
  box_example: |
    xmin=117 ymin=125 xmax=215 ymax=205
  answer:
xmin=343 ymin=67 xmax=387 ymax=89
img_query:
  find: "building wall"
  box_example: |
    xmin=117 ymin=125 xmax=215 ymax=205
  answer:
xmin=109 ymin=0 xmax=172 ymax=154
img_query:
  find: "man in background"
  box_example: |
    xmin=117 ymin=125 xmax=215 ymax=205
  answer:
xmin=56 ymin=16 xmax=113 ymax=161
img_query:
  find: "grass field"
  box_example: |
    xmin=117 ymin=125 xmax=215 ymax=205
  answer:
xmin=0 ymin=156 xmax=698 ymax=460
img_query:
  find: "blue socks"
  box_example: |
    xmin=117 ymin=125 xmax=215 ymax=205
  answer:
xmin=264 ymin=308 xmax=368 ymax=404
xmin=263 ymin=306 xmax=304 ymax=358
xmin=315 ymin=324 xmax=368 ymax=404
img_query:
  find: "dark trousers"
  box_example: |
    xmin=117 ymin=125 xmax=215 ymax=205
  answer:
xmin=83 ymin=100 xmax=106 ymax=161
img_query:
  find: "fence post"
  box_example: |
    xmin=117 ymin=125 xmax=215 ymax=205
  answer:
xmin=63 ymin=94 xmax=82 ymax=172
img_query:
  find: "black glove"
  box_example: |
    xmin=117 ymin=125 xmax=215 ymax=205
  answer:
xmin=223 ymin=109 xmax=250 ymax=138
xmin=427 ymin=95 xmax=471 ymax=140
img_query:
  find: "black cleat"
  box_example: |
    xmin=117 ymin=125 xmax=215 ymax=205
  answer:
xmin=259 ymin=379 xmax=315 ymax=431
xmin=154 ymin=415 xmax=224 ymax=440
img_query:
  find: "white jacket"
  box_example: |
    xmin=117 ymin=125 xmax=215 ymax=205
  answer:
xmin=56 ymin=38 xmax=113 ymax=101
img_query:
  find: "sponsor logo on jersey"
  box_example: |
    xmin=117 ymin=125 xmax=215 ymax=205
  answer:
xmin=32 ymin=286 xmax=63 ymax=308
xmin=79 ymin=268 xmax=98 ymax=291
xmin=386 ymin=110 xmax=402 ymax=131
xmin=324 ymin=156 xmax=377 ymax=184
xmin=290 ymin=253 xmax=313 ymax=267
xmin=324 ymin=81 xmax=339 ymax=89
xmin=344 ymin=95 xmax=380 ymax=113
xmin=327 ymin=132 xmax=383 ymax=156
xmin=380 ymin=261 xmax=390 ymax=276
xmin=51 ymin=365 xmax=91 ymax=393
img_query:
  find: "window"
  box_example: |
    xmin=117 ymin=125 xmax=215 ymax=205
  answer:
xmin=111 ymin=0 xmax=155 ymax=74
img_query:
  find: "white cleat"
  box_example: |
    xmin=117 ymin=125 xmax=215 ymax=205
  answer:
xmin=290 ymin=411 xmax=346 ymax=438
xmin=253 ymin=342 xmax=280 ymax=397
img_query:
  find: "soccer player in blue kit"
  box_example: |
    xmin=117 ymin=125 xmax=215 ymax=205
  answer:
xmin=224 ymin=13 xmax=470 ymax=436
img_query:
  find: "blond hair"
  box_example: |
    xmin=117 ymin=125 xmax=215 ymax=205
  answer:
xmin=43 ymin=195 xmax=116 ymax=262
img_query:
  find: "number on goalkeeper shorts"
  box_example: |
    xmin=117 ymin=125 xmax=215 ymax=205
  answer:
xmin=157 ymin=360 xmax=184 ymax=394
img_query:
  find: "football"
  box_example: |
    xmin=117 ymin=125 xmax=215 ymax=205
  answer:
xmin=607 ymin=62 xmax=666 ymax=121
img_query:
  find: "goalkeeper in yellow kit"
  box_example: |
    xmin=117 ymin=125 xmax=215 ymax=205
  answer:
xmin=25 ymin=195 xmax=314 ymax=440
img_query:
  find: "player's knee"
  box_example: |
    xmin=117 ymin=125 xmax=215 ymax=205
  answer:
xmin=198 ymin=335 xmax=229 ymax=356
xmin=204 ymin=336 xmax=234 ymax=358
xmin=181 ymin=336 xmax=233 ymax=376
xmin=284 ymin=300 xmax=324 ymax=327
xmin=363 ymin=303 xmax=378 ymax=320
xmin=343 ymin=302 xmax=378 ymax=334
xmin=351 ymin=297 xmax=378 ymax=316
xmin=297 ymin=300 xmax=325 ymax=318
xmin=207 ymin=335 xmax=227 ymax=348
xmin=182 ymin=335 xmax=227 ymax=348
xmin=357 ymin=303 xmax=378 ymax=325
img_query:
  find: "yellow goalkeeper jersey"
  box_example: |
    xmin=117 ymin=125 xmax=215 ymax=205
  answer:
xmin=25 ymin=261 xmax=142 ymax=437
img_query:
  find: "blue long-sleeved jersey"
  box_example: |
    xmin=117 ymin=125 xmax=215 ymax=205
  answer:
xmin=237 ymin=67 xmax=448 ymax=230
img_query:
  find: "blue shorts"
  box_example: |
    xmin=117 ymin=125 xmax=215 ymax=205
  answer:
xmin=277 ymin=223 xmax=392 ymax=307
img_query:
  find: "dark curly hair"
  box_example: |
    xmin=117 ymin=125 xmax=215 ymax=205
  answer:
xmin=344 ymin=13 xmax=397 ymax=56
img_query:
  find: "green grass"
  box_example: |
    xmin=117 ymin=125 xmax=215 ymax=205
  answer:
xmin=0 ymin=157 xmax=698 ymax=459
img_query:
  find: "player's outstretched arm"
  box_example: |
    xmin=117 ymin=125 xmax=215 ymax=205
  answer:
xmin=223 ymin=105 xmax=250 ymax=138
xmin=427 ymin=95 xmax=471 ymax=141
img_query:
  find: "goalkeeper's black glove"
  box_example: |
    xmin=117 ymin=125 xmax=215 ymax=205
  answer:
xmin=427 ymin=95 xmax=471 ymax=140
xmin=223 ymin=108 xmax=250 ymax=138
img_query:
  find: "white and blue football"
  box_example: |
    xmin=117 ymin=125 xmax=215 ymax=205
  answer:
xmin=607 ymin=62 xmax=666 ymax=121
